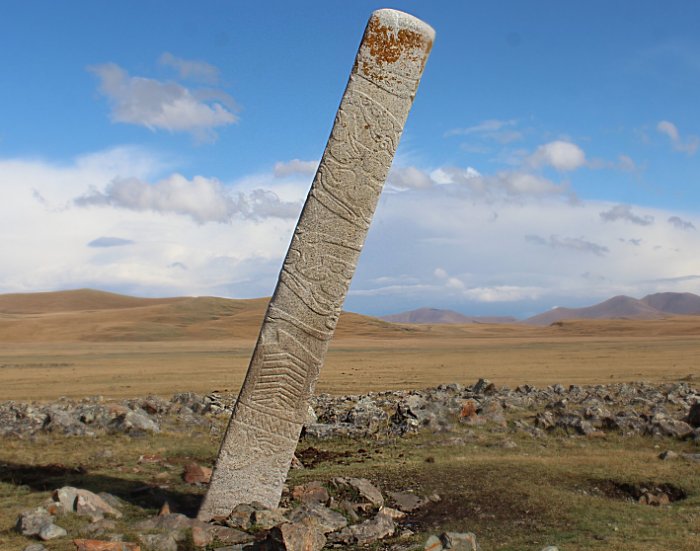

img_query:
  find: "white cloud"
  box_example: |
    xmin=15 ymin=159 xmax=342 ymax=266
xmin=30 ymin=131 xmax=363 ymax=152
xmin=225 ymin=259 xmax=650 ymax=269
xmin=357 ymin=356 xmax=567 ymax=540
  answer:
xmin=617 ymin=154 xmax=637 ymax=171
xmin=600 ymin=204 xmax=654 ymax=226
xmin=385 ymin=165 xmax=570 ymax=202
xmin=273 ymin=159 xmax=318 ymax=178
xmin=657 ymin=120 xmax=699 ymax=155
xmin=159 ymin=52 xmax=220 ymax=84
xmin=529 ymin=140 xmax=586 ymax=171
xmin=525 ymin=234 xmax=609 ymax=257
xmin=462 ymin=286 xmax=544 ymax=302
xmin=0 ymin=149 xmax=308 ymax=297
xmin=4 ymin=147 xmax=700 ymax=318
xmin=668 ymin=216 xmax=696 ymax=230
xmin=75 ymin=173 xmax=301 ymax=224
xmin=388 ymin=166 xmax=434 ymax=189
xmin=89 ymin=62 xmax=237 ymax=141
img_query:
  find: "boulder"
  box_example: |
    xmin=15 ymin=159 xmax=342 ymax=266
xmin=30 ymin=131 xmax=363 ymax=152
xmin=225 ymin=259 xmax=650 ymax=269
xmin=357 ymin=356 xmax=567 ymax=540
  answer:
xmin=687 ymin=402 xmax=700 ymax=428
xmin=252 ymin=508 xmax=289 ymax=530
xmin=292 ymin=482 xmax=329 ymax=505
xmin=288 ymin=502 xmax=347 ymax=534
xmin=333 ymin=477 xmax=384 ymax=507
xmin=387 ymin=491 xmax=426 ymax=513
xmin=16 ymin=508 xmax=53 ymax=537
xmin=109 ymin=409 xmax=159 ymax=434
xmin=440 ymin=531 xmax=480 ymax=550
xmin=183 ymin=463 xmax=212 ymax=484
xmin=38 ymin=523 xmax=67 ymax=540
xmin=329 ymin=510 xmax=394 ymax=545
xmin=267 ymin=517 xmax=326 ymax=551
xmin=73 ymin=541 xmax=141 ymax=551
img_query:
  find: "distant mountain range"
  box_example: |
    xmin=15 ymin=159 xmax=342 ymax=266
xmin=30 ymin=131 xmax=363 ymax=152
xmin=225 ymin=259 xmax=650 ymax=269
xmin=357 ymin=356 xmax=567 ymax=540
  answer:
xmin=381 ymin=292 xmax=700 ymax=326
xmin=2 ymin=290 xmax=700 ymax=340
xmin=380 ymin=307 xmax=517 ymax=324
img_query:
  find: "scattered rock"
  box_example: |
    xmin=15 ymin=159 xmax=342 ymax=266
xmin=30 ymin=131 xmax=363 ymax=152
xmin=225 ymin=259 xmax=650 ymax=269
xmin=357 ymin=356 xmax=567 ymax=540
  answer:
xmin=658 ymin=450 xmax=678 ymax=460
xmin=459 ymin=400 xmax=478 ymax=419
xmin=333 ymin=477 xmax=384 ymax=507
xmin=16 ymin=508 xmax=53 ymax=537
xmin=137 ymin=533 xmax=178 ymax=551
xmin=133 ymin=513 xmax=193 ymax=535
xmin=38 ymin=522 xmax=67 ymax=540
xmin=183 ymin=463 xmax=212 ymax=484
xmin=687 ymin=402 xmax=700 ymax=427
xmin=2 ymin=381 xmax=697 ymax=441
xmin=226 ymin=503 xmax=256 ymax=530
xmin=73 ymin=541 xmax=141 ymax=551
xmin=439 ymin=531 xmax=479 ymax=550
xmin=329 ymin=510 xmax=394 ymax=545
xmin=288 ymin=502 xmax=347 ymax=534
xmin=387 ymin=491 xmax=426 ymax=513
xmin=109 ymin=409 xmax=160 ymax=434
xmin=267 ymin=517 xmax=326 ymax=551
xmin=292 ymin=481 xmax=329 ymax=505
xmin=23 ymin=545 xmax=48 ymax=551
xmin=50 ymin=487 xmax=122 ymax=520
xmin=252 ymin=508 xmax=289 ymax=530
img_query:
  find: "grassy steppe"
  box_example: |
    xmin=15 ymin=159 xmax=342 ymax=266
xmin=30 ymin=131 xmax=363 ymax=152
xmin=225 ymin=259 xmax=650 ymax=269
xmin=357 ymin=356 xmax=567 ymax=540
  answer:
xmin=1 ymin=423 xmax=698 ymax=550
xmin=0 ymin=290 xmax=698 ymax=400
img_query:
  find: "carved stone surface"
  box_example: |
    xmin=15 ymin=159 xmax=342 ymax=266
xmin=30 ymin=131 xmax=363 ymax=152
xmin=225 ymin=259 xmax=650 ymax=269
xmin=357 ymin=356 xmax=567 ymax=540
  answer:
xmin=198 ymin=9 xmax=434 ymax=521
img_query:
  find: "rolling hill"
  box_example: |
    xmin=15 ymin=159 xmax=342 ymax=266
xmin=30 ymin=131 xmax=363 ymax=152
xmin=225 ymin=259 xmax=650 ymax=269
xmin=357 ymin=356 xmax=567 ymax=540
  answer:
xmin=524 ymin=292 xmax=700 ymax=325
xmin=380 ymin=307 xmax=516 ymax=324
xmin=0 ymin=288 xmax=413 ymax=342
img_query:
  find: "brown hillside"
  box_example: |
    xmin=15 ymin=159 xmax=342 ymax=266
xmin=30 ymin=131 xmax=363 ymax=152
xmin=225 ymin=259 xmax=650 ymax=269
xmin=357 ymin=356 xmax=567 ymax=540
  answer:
xmin=0 ymin=288 xmax=182 ymax=314
xmin=642 ymin=292 xmax=700 ymax=315
xmin=524 ymin=295 xmax=665 ymax=325
xmin=381 ymin=307 xmax=516 ymax=324
xmin=0 ymin=289 xmax=424 ymax=343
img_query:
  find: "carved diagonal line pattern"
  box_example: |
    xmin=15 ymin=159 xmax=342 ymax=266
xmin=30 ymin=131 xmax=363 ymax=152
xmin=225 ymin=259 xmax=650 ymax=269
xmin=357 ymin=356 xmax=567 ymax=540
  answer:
xmin=266 ymin=305 xmax=333 ymax=341
xmin=234 ymin=400 xmax=302 ymax=443
xmin=249 ymin=330 xmax=317 ymax=411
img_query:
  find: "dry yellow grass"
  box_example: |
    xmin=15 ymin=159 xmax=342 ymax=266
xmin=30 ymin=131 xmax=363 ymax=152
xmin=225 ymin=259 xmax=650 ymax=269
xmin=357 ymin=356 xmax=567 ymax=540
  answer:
xmin=0 ymin=289 xmax=698 ymax=401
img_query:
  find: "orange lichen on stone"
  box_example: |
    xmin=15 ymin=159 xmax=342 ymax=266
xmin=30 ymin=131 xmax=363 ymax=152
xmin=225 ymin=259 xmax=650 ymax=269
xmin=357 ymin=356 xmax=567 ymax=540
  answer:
xmin=364 ymin=15 xmax=433 ymax=67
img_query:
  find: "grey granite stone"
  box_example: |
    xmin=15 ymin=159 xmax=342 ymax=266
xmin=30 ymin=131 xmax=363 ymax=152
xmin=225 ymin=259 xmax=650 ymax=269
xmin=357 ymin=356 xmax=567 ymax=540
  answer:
xmin=198 ymin=8 xmax=434 ymax=520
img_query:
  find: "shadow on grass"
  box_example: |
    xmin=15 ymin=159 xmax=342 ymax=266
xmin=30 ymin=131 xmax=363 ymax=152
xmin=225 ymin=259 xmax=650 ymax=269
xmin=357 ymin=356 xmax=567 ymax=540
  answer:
xmin=0 ymin=461 xmax=202 ymax=516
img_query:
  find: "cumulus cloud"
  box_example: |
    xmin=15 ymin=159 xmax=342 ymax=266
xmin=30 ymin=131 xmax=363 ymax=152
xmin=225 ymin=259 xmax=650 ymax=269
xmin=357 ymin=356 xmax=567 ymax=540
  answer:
xmin=75 ymin=174 xmax=300 ymax=223
xmin=529 ymin=140 xmax=586 ymax=171
xmin=657 ymin=120 xmax=699 ymax=155
xmin=159 ymin=52 xmax=220 ymax=84
xmin=4 ymin=146 xmax=700 ymax=317
xmin=273 ymin=159 xmax=318 ymax=178
xmin=88 ymin=236 xmax=135 ymax=248
xmin=385 ymin=165 xmax=571 ymax=202
xmin=89 ymin=62 xmax=237 ymax=141
xmin=388 ymin=166 xmax=434 ymax=189
xmin=525 ymin=234 xmax=609 ymax=256
xmin=600 ymin=204 xmax=654 ymax=226
xmin=668 ymin=216 xmax=696 ymax=230
xmin=462 ymin=286 xmax=543 ymax=302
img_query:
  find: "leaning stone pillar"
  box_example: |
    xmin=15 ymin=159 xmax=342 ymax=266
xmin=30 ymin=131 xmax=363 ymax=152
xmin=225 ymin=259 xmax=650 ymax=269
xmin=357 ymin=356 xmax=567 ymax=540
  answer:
xmin=198 ymin=9 xmax=434 ymax=521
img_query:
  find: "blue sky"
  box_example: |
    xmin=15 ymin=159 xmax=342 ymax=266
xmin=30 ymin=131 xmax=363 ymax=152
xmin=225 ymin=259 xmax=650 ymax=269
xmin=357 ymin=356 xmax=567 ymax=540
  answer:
xmin=2 ymin=1 xmax=700 ymax=318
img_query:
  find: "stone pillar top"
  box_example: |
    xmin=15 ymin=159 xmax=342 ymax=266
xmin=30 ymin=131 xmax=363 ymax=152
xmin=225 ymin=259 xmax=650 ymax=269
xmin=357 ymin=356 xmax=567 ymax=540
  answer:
xmin=356 ymin=9 xmax=435 ymax=99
